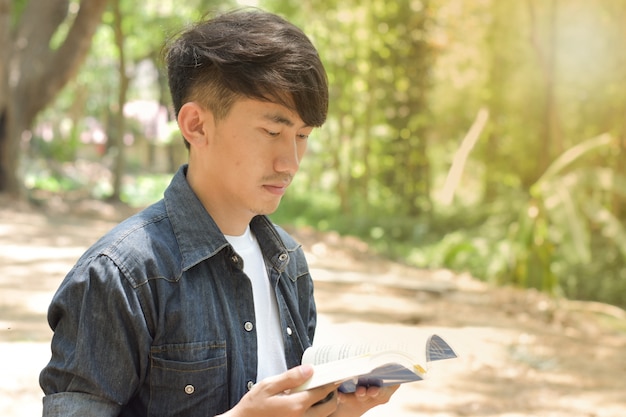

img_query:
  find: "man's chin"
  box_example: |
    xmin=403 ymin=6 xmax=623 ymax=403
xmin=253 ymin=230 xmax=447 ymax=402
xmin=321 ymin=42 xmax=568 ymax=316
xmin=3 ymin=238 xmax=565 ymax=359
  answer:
xmin=251 ymin=202 xmax=282 ymax=217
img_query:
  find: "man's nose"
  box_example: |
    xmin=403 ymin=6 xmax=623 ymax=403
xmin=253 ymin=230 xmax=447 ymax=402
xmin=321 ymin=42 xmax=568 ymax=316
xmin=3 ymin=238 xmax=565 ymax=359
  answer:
xmin=274 ymin=136 xmax=301 ymax=175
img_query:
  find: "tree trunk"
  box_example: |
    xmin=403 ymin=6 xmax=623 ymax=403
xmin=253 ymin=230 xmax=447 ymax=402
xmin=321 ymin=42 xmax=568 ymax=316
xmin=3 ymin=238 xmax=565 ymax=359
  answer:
xmin=381 ymin=0 xmax=435 ymax=217
xmin=0 ymin=0 xmax=108 ymax=196
xmin=527 ymin=0 xmax=562 ymax=178
xmin=483 ymin=0 xmax=510 ymax=203
xmin=0 ymin=0 xmax=17 ymax=195
xmin=610 ymin=2 xmax=626 ymax=220
xmin=109 ymin=0 xmax=129 ymax=202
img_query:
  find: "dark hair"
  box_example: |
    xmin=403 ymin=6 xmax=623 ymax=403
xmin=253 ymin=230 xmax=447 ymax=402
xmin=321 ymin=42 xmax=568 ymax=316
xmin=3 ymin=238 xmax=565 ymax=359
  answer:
xmin=164 ymin=9 xmax=328 ymax=136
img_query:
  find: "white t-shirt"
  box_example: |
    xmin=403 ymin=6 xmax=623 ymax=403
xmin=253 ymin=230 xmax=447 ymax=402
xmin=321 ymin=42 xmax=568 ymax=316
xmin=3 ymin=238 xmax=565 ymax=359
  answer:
xmin=224 ymin=226 xmax=287 ymax=382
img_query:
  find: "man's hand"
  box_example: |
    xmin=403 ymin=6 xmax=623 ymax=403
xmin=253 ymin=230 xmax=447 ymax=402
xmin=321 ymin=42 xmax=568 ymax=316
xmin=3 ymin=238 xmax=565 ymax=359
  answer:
xmin=218 ymin=365 xmax=339 ymax=417
xmin=332 ymin=384 xmax=400 ymax=417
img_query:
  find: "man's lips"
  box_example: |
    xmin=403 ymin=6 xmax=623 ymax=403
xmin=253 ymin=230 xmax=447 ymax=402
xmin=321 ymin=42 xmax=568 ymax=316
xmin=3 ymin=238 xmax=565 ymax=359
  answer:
xmin=262 ymin=174 xmax=292 ymax=196
xmin=263 ymin=184 xmax=288 ymax=195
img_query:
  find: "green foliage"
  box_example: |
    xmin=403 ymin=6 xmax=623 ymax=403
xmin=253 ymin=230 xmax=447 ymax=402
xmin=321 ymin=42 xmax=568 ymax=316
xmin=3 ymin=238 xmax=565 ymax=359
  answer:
xmin=9 ymin=0 xmax=29 ymax=29
xmin=29 ymin=131 xmax=80 ymax=163
xmin=120 ymin=174 xmax=171 ymax=207
xmin=413 ymin=134 xmax=626 ymax=306
xmin=25 ymin=166 xmax=170 ymax=207
xmin=24 ymin=158 xmax=95 ymax=196
xmin=20 ymin=0 xmax=626 ymax=309
xmin=25 ymin=170 xmax=82 ymax=194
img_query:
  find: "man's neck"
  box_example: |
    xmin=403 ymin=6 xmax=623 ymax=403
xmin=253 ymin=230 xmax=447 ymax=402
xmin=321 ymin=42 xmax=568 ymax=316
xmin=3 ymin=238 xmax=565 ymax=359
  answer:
xmin=198 ymin=198 xmax=252 ymax=236
xmin=186 ymin=164 xmax=253 ymax=236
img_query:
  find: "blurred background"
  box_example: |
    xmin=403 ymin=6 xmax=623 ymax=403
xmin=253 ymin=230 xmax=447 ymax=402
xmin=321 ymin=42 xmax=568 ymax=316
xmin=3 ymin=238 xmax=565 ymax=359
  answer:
xmin=1 ymin=1 xmax=626 ymax=416
xmin=3 ymin=0 xmax=626 ymax=309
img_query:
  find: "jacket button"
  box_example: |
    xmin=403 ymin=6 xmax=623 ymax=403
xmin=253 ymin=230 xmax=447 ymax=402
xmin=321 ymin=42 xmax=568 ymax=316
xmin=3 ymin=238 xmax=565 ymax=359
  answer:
xmin=244 ymin=321 xmax=254 ymax=332
xmin=278 ymin=253 xmax=288 ymax=262
xmin=231 ymin=255 xmax=239 ymax=263
xmin=247 ymin=380 xmax=255 ymax=390
xmin=286 ymin=327 xmax=293 ymax=336
xmin=184 ymin=384 xmax=195 ymax=395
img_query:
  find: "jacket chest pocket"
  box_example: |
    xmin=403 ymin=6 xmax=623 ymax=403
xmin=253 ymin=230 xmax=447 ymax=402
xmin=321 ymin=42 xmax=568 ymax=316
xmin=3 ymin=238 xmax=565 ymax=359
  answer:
xmin=149 ymin=340 xmax=228 ymax=417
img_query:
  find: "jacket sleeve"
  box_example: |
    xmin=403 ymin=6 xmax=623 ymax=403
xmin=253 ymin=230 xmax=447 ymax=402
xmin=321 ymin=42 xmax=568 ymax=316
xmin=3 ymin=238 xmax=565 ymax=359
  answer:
xmin=40 ymin=254 xmax=151 ymax=416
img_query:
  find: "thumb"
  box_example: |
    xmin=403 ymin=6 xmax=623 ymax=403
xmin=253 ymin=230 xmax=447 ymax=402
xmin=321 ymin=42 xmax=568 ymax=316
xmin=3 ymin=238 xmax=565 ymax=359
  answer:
xmin=262 ymin=365 xmax=314 ymax=395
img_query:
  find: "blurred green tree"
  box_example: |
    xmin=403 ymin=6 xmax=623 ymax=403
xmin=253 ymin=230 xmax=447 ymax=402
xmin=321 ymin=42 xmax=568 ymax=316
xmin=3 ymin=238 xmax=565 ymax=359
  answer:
xmin=0 ymin=0 xmax=108 ymax=196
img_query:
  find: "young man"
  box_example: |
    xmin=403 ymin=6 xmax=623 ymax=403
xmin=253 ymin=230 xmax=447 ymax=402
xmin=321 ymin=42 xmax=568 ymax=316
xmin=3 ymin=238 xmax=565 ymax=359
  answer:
xmin=39 ymin=8 xmax=398 ymax=417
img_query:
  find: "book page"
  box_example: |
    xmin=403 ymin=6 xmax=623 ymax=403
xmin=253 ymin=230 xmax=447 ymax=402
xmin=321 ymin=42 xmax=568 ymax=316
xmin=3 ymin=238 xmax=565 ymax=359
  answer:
xmin=302 ymin=341 xmax=421 ymax=366
xmin=295 ymin=349 xmax=427 ymax=392
xmin=302 ymin=334 xmax=457 ymax=367
xmin=296 ymin=334 xmax=457 ymax=392
xmin=426 ymin=334 xmax=458 ymax=362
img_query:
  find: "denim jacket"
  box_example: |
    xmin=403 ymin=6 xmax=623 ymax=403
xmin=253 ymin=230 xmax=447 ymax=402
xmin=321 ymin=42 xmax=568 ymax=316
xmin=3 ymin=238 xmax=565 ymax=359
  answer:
xmin=39 ymin=165 xmax=317 ymax=417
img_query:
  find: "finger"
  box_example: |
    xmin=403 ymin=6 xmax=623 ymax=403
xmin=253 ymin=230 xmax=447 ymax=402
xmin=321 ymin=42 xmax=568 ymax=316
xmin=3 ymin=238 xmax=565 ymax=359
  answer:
xmin=339 ymin=384 xmax=400 ymax=406
xmin=309 ymin=382 xmax=342 ymax=404
xmin=312 ymin=389 xmax=336 ymax=406
xmin=364 ymin=385 xmax=381 ymax=398
xmin=287 ymin=381 xmax=338 ymax=411
xmin=364 ymin=384 xmax=399 ymax=404
xmin=308 ymin=389 xmax=339 ymax=416
xmin=259 ymin=365 xmax=315 ymax=396
xmin=354 ymin=385 xmax=370 ymax=401
xmin=353 ymin=385 xmax=368 ymax=401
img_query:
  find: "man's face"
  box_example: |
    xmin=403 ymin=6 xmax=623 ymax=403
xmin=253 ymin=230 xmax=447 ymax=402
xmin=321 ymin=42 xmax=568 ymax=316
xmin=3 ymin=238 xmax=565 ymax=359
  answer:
xmin=189 ymin=98 xmax=313 ymax=232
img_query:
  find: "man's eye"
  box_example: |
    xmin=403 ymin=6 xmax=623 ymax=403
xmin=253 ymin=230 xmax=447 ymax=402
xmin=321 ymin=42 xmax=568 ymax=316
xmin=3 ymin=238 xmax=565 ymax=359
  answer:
xmin=266 ymin=130 xmax=280 ymax=137
xmin=297 ymin=134 xmax=309 ymax=140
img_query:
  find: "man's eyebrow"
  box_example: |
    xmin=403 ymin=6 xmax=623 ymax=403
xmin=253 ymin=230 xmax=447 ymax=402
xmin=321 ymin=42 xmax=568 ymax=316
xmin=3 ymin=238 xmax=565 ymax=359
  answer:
xmin=262 ymin=112 xmax=311 ymax=129
xmin=263 ymin=112 xmax=294 ymax=127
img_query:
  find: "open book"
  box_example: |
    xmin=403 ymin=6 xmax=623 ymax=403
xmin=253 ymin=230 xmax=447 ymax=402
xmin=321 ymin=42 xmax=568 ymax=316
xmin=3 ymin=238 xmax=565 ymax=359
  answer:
xmin=293 ymin=334 xmax=457 ymax=393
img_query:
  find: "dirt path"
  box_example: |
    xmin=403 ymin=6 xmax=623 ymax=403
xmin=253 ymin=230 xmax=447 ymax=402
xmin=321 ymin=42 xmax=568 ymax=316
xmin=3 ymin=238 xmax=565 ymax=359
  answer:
xmin=1 ymin=199 xmax=625 ymax=417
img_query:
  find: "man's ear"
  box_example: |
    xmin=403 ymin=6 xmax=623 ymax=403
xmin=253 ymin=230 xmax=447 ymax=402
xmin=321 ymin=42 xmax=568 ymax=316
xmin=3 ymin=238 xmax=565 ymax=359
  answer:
xmin=178 ymin=102 xmax=214 ymax=148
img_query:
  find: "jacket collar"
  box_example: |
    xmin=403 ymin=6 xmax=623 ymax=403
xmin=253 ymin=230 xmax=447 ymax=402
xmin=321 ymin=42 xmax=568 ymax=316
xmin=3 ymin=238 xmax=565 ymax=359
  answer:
xmin=164 ymin=165 xmax=290 ymax=272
